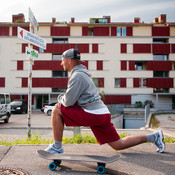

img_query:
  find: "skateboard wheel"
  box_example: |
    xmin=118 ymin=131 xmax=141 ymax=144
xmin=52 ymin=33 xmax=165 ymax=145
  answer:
xmin=49 ymin=162 xmax=57 ymax=171
xmin=97 ymin=165 xmax=105 ymax=174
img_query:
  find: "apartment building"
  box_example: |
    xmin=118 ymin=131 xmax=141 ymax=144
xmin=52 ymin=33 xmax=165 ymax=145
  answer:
xmin=0 ymin=13 xmax=175 ymax=110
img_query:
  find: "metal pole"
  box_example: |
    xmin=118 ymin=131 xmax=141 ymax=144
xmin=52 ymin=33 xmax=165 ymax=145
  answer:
xmin=27 ymin=22 xmax=33 ymax=138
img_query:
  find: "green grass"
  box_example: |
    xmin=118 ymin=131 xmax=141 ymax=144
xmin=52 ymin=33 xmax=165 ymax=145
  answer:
xmin=150 ymin=115 xmax=160 ymax=128
xmin=0 ymin=132 xmax=174 ymax=146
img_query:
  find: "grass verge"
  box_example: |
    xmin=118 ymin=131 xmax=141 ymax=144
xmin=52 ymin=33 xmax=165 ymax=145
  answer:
xmin=0 ymin=132 xmax=174 ymax=146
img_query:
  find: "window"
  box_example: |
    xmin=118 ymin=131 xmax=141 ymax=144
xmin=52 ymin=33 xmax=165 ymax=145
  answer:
xmin=153 ymin=71 xmax=169 ymax=78
xmin=39 ymin=48 xmax=44 ymax=53
xmin=153 ymin=54 xmax=168 ymax=61
xmin=52 ymin=88 xmax=67 ymax=93
xmin=52 ymin=54 xmax=62 ymax=60
xmin=5 ymin=94 xmax=10 ymax=104
xmin=114 ymin=78 xmax=120 ymax=88
xmin=154 ymin=88 xmax=169 ymax=93
xmin=88 ymin=28 xmax=94 ymax=36
xmin=139 ymin=78 xmax=147 ymax=87
xmin=52 ymin=71 xmax=68 ymax=77
xmin=92 ymin=78 xmax=104 ymax=87
xmin=153 ymin=38 xmax=169 ymax=43
xmin=0 ymin=94 xmax=5 ymax=104
xmin=117 ymin=27 xmax=126 ymax=37
xmin=92 ymin=78 xmax=98 ymax=86
xmin=53 ymin=38 xmax=68 ymax=43
xmin=135 ymin=62 xmax=143 ymax=70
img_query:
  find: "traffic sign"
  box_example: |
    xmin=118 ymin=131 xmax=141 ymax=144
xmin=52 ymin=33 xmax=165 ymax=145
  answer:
xmin=17 ymin=26 xmax=46 ymax=49
xmin=29 ymin=8 xmax=39 ymax=31
xmin=26 ymin=47 xmax=38 ymax=59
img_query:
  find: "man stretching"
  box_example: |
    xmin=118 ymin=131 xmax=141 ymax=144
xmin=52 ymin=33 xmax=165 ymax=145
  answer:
xmin=45 ymin=48 xmax=165 ymax=154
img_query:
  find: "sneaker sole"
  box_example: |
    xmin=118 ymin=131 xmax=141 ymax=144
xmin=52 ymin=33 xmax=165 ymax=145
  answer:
xmin=157 ymin=131 xmax=165 ymax=153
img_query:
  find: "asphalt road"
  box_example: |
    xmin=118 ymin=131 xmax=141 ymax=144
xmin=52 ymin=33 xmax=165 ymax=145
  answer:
xmin=0 ymin=111 xmax=175 ymax=175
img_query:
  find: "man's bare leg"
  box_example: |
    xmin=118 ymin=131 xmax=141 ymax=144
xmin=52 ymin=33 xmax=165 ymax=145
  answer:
xmin=45 ymin=104 xmax=64 ymax=153
xmin=108 ymin=135 xmax=147 ymax=150
xmin=51 ymin=106 xmax=64 ymax=142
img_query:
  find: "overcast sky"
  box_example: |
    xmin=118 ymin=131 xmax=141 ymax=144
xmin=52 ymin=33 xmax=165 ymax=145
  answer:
xmin=0 ymin=0 xmax=174 ymax=23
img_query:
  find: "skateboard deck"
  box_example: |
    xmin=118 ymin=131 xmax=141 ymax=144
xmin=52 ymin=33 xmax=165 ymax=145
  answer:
xmin=37 ymin=150 xmax=120 ymax=174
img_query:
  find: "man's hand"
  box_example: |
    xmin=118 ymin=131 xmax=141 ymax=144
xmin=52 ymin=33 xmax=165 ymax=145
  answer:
xmin=55 ymin=103 xmax=62 ymax=109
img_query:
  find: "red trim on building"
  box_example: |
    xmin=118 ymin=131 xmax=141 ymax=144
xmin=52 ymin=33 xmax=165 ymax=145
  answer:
xmin=133 ymin=78 xmax=140 ymax=87
xmin=133 ymin=44 xmax=151 ymax=53
xmin=171 ymin=44 xmax=175 ymax=53
xmin=82 ymin=27 xmax=88 ymax=36
xmin=129 ymin=61 xmax=135 ymax=70
xmin=17 ymin=61 xmax=23 ymax=70
xmin=10 ymin=95 xmax=21 ymax=101
xmin=152 ymin=44 xmax=170 ymax=54
xmin=22 ymin=78 xmax=68 ymax=88
xmin=33 ymin=61 xmax=63 ymax=70
xmin=127 ymin=27 xmax=133 ymax=36
xmin=44 ymin=44 xmax=89 ymax=53
xmin=0 ymin=77 xmax=5 ymax=87
xmin=0 ymin=27 xmax=9 ymax=36
xmin=45 ymin=43 xmax=76 ymax=53
xmin=92 ymin=44 xmax=98 ymax=53
xmin=147 ymin=78 xmax=173 ymax=88
xmin=104 ymin=95 xmax=131 ymax=105
xmin=94 ymin=27 xmax=109 ymax=36
xmin=22 ymin=43 xmax=28 ymax=53
xmin=121 ymin=61 xmax=127 ymax=70
xmin=98 ymin=78 xmax=104 ymax=87
xmin=120 ymin=78 xmax=126 ymax=87
xmin=22 ymin=43 xmax=89 ymax=54
xmin=152 ymin=27 xmax=170 ymax=36
xmin=111 ymin=27 xmax=117 ymax=36
xmin=97 ymin=61 xmax=103 ymax=70
xmin=121 ymin=44 xmax=127 ymax=53
xmin=12 ymin=26 xmax=29 ymax=36
xmin=147 ymin=61 xmax=172 ymax=71
xmin=51 ymin=26 xmax=70 ymax=36
xmin=77 ymin=44 xmax=89 ymax=53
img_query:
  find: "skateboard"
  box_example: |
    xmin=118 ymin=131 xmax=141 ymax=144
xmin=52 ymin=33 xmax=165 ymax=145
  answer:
xmin=36 ymin=150 xmax=120 ymax=174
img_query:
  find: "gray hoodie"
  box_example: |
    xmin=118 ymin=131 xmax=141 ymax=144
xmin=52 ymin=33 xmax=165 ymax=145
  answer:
xmin=57 ymin=64 xmax=106 ymax=110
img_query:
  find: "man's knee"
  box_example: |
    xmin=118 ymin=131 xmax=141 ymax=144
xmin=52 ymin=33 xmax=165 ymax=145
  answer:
xmin=52 ymin=106 xmax=62 ymax=116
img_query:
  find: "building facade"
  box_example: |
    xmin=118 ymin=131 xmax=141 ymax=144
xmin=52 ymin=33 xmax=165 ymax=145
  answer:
xmin=0 ymin=14 xmax=175 ymax=110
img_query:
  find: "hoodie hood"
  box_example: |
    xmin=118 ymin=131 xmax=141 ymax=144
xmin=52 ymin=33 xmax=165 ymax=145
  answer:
xmin=70 ymin=64 xmax=91 ymax=77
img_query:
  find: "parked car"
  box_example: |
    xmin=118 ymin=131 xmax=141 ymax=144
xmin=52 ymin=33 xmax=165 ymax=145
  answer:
xmin=0 ymin=93 xmax=11 ymax=123
xmin=44 ymin=102 xmax=57 ymax=116
xmin=41 ymin=103 xmax=48 ymax=112
xmin=11 ymin=100 xmax=27 ymax=114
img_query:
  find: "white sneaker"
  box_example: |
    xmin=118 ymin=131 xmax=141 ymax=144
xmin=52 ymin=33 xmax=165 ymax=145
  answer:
xmin=154 ymin=131 xmax=165 ymax=153
xmin=45 ymin=144 xmax=64 ymax=154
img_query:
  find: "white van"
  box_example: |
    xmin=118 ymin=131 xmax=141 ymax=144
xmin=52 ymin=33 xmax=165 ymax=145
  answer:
xmin=0 ymin=93 xmax=11 ymax=123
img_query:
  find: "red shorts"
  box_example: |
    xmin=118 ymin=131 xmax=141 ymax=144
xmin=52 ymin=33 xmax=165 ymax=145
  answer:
xmin=61 ymin=105 xmax=120 ymax=145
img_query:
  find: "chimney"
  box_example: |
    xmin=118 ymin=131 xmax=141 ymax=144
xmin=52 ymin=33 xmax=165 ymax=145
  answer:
xmin=12 ymin=13 xmax=25 ymax=23
xmin=153 ymin=17 xmax=159 ymax=23
xmin=134 ymin=17 xmax=140 ymax=23
xmin=71 ymin=17 xmax=75 ymax=23
xmin=52 ymin=17 xmax=56 ymax=24
xmin=158 ymin=14 xmax=166 ymax=23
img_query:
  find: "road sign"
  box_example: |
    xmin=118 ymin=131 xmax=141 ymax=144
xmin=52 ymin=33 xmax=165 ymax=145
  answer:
xmin=17 ymin=26 xmax=46 ymax=49
xmin=26 ymin=47 xmax=38 ymax=59
xmin=29 ymin=8 xmax=39 ymax=31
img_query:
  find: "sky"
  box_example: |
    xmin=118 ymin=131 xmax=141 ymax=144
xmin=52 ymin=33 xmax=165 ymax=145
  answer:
xmin=0 ymin=0 xmax=175 ymax=23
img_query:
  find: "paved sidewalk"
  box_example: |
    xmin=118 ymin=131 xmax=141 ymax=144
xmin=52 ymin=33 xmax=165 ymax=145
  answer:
xmin=0 ymin=143 xmax=175 ymax=175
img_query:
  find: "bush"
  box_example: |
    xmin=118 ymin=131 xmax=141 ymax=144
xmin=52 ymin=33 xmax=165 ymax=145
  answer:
xmin=144 ymin=100 xmax=154 ymax=108
xmin=135 ymin=101 xmax=143 ymax=108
